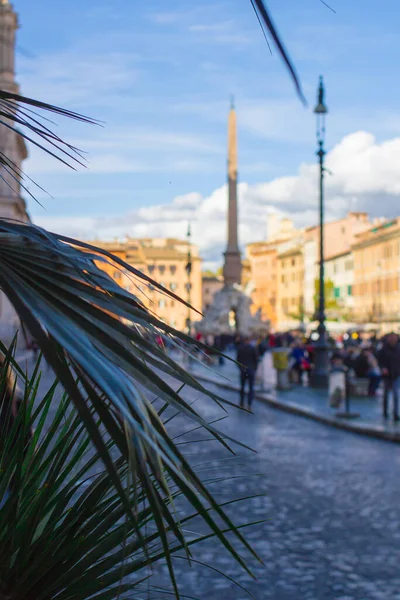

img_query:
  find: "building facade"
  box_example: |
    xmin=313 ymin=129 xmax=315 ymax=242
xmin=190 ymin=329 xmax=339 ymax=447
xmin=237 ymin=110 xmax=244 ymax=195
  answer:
xmin=352 ymin=219 xmax=400 ymax=330
xmin=324 ymin=251 xmax=354 ymax=321
xmin=245 ymin=212 xmax=372 ymax=331
xmin=88 ymin=238 xmax=203 ymax=332
xmin=245 ymin=244 xmax=278 ymax=324
xmin=302 ymin=212 xmax=371 ymax=319
xmin=276 ymin=245 xmax=304 ymax=330
xmin=246 ymin=215 xmax=300 ymax=327
xmin=0 ymin=1 xmax=30 ymax=347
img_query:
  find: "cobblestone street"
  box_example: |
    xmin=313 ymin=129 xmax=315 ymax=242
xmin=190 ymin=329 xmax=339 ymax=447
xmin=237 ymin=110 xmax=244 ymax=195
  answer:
xmin=150 ymin=378 xmax=400 ymax=600
xmin=20 ymin=357 xmax=400 ymax=600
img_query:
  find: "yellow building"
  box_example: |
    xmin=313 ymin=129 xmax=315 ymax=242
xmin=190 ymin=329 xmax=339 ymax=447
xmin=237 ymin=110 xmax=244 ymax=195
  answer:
xmin=276 ymin=245 xmax=304 ymax=330
xmin=352 ymin=219 xmax=400 ymax=330
xmin=87 ymin=238 xmax=202 ymax=332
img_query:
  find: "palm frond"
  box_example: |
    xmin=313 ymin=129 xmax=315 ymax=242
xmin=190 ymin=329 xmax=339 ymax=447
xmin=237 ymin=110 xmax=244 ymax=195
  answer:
xmin=0 ymin=220 xmax=260 ymax=580
xmin=0 ymin=90 xmax=98 ymax=168
xmin=250 ymin=0 xmax=306 ymax=104
xmin=0 ymin=355 xmax=260 ymax=599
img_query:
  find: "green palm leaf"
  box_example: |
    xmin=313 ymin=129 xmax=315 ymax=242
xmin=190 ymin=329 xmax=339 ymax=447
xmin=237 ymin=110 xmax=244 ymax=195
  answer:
xmin=0 ymin=355 xmax=261 ymax=599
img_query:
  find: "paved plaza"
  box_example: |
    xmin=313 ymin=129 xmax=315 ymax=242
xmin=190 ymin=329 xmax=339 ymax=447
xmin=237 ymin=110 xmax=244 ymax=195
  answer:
xmin=184 ymin=351 xmax=400 ymax=443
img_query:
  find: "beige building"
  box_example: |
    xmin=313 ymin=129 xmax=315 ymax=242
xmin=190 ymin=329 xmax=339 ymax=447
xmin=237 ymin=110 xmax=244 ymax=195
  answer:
xmin=246 ymin=212 xmax=371 ymax=330
xmin=88 ymin=238 xmax=202 ymax=332
xmin=276 ymin=245 xmax=304 ymax=330
xmin=303 ymin=212 xmax=371 ymax=319
xmin=324 ymin=251 xmax=354 ymax=320
xmin=352 ymin=219 xmax=400 ymax=329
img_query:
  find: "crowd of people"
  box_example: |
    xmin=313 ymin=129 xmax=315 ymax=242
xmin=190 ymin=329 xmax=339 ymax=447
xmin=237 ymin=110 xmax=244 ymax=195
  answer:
xmin=195 ymin=329 xmax=400 ymax=422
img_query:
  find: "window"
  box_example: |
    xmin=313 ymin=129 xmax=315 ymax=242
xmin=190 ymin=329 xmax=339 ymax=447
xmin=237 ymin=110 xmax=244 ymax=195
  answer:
xmin=292 ymin=258 xmax=295 ymax=267
xmin=158 ymin=265 xmax=166 ymax=275
xmin=148 ymin=265 xmax=155 ymax=274
xmin=345 ymin=259 xmax=353 ymax=271
xmin=170 ymin=282 xmax=177 ymax=292
xmin=186 ymin=283 xmax=192 ymax=292
xmin=341 ymin=226 xmax=345 ymax=234
xmin=159 ymin=282 xmax=165 ymax=288
xmin=114 ymin=271 xmax=121 ymax=280
xmin=170 ymin=300 xmax=175 ymax=307
xmin=169 ymin=265 xmax=177 ymax=275
xmin=334 ymin=287 xmax=340 ymax=299
xmin=158 ymin=299 xmax=166 ymax=309
xmin=281 ymin=275 xmax=285 ymax=283
xmin=170 ymin=319 xmax=177 ymax=327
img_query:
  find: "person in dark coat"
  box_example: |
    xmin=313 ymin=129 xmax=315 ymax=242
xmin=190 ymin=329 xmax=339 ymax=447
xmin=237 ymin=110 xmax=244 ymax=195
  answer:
xmin=378 ymin=332 xmax=400 ymax=421
xmin=236 ymin=337 xmax=259 ymax=409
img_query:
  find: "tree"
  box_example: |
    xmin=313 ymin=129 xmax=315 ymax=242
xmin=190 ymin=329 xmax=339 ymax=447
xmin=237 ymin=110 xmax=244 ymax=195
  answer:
xmin=314 ymin=278 xmax=340 ymax=314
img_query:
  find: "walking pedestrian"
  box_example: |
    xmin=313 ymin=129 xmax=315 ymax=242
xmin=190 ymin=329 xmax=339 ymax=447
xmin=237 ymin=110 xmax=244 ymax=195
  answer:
xmin=378 ymin=333 xmax=400 ymax=421
xmin=237 ymin=337 xmax=258 ymax=409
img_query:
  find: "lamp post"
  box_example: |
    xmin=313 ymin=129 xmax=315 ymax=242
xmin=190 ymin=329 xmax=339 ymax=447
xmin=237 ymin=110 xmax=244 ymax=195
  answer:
xmin=311 ymin=76 xmax=330 ymax=388
xmin=185 ymin=222 xmax=192 ymax=336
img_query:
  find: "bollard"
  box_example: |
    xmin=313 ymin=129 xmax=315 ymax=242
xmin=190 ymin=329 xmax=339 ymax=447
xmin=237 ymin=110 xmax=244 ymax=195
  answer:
xmin=335 ymin=368 xmax=360 ymax=419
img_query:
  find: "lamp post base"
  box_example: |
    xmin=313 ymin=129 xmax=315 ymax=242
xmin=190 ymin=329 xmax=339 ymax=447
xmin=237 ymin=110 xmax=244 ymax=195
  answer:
xmin=310 ymin=344 xmax=330 ymax=388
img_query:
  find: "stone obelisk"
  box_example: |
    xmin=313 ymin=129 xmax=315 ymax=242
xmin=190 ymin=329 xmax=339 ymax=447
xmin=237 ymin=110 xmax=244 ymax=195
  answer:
xmin=222 ymin=97 xmax=242 ymax=287
xmin=196 ymin=99 xmax=269 ymax=336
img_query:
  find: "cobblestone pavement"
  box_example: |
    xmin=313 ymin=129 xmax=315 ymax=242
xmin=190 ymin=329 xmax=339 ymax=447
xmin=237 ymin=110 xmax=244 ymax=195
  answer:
xmin=20 ymin=357 xmax=400 ymax=600
xmin=150 ymin=381 xmax=400 ymax=600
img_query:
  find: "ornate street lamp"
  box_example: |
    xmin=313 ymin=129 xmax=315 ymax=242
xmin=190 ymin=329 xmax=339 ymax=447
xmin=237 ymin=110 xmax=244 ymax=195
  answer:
xmin=311 ymin=76 xmax=330 ymax=388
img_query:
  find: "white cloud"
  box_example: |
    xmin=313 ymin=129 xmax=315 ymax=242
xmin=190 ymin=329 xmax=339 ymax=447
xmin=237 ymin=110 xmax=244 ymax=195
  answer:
xmin=33 ymin=131 xmax=400 ymax=268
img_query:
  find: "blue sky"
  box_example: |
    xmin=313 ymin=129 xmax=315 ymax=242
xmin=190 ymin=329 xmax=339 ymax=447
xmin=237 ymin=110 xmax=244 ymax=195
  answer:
xmin=13 ymin=0 xmax=400 ymax=264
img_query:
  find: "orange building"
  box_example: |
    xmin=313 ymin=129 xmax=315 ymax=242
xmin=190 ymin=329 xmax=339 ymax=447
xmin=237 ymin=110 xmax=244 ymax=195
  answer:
xmin=247 ymin=212 xmax=371 ymax=328
xmin=246 ymin=216 xmax=300 ymax=327
xmin=87 ymin=238 xmax=202 ymax=331
xmin=245 ymin=243 xmax=278 ymax=324
xmin=304 ymin=212 xmax=370 ymax=259
xmin=352 ymin=219 xmax=400 ymax=330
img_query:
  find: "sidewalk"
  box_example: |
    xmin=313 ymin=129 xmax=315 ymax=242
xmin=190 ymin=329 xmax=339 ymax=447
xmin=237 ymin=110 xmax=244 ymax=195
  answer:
xmin=183 ymin=352 xmax=400 ymax=444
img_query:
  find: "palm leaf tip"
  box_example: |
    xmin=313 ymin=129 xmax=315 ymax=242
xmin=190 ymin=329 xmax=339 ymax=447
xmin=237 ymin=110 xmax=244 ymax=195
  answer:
xmin=0 ymin=90 xmax=100 ymax=172
xmin=250 ymin=0 xmax=306 ymax=105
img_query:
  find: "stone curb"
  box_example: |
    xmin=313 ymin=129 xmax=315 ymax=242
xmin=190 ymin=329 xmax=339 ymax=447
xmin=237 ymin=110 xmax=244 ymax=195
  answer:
xmin=191 ymin=371 xmax=400 ymax=444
